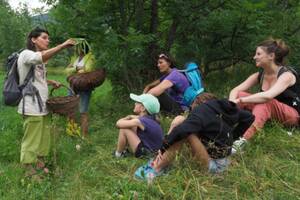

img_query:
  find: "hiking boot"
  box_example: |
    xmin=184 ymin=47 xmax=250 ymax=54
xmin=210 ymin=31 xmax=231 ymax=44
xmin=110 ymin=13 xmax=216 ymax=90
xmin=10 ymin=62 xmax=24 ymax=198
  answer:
xmin=231 ymin=137 xmax=247 ymax=154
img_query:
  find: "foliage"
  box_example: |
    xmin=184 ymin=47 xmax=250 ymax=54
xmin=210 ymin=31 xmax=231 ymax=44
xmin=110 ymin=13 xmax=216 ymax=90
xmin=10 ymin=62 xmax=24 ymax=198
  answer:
xmin=36 ymin=0 xmax=300 ymax=92
xmin=0 ymin=1 xmax=32 ymax=67
xmin=2 ymin=0 xmax=300 ymax=91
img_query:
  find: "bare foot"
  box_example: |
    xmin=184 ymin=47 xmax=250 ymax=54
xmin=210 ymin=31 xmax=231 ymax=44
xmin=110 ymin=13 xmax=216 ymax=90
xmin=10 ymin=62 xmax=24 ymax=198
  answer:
xmin=24 ymin=164 xmax=37 ymax=177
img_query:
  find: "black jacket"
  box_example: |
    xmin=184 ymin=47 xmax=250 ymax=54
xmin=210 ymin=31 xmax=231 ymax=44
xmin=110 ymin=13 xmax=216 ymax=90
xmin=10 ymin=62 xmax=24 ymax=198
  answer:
xmin=162 ymin=99 xmax=255 ymax=158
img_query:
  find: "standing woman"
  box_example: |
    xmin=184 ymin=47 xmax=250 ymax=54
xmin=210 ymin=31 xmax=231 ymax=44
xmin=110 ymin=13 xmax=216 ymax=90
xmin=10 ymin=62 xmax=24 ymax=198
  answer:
xmin=18 ymin=27 xmax=75 ymax=175
xmin=66 ymin=41 xmax=96 ymax=136
xmin=229 ymin=38 xmax=300 ymax=150
xmin=144 ymin=53 xmax=190 ymax=115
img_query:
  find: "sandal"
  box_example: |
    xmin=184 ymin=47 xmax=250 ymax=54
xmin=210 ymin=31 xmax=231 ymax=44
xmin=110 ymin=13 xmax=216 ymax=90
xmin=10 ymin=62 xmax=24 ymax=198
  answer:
xmin=24 ymin=164 xmax=37 ymax=177
xmin=36 ymin=158 xmax=50 ymax=174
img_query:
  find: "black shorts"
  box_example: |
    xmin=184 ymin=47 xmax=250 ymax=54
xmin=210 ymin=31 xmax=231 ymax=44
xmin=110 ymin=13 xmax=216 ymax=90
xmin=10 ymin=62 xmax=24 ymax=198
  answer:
xmin=135 ymin=142 xmax=152 ymax=158
xmin=157 ymin=92 xmax=184 ymax=115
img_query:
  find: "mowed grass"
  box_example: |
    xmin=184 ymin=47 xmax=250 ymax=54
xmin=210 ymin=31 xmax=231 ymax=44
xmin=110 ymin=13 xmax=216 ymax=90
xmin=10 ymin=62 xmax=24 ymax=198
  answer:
xmin=0 ymin=67 xmax=300 ymax=199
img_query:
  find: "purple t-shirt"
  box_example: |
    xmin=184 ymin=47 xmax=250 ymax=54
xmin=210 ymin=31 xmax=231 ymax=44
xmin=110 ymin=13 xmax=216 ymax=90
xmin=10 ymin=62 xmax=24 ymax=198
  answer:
xmin=160 ymin=68 xmax=189 ymax=106
xmin=137 ymin=116 xmax=164 ymax=151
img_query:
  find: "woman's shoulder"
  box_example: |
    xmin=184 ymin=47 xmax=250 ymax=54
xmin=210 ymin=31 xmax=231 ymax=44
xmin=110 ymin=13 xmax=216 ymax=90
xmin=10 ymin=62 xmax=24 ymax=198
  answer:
xmin=19 ymin=49 xmax=33 ymax=56
xmin=19 ymin=49 xmax=41 ymax=59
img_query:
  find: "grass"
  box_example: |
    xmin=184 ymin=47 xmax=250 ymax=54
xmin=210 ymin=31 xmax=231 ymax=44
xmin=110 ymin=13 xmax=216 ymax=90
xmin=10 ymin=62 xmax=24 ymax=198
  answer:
xmin=0 ymin=66 xmax=300 ymax=199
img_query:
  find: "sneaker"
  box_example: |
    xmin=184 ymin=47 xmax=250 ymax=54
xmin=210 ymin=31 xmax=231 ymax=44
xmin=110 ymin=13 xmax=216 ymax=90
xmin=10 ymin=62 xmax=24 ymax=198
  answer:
xmin=113 ymin=149 xmax=130 ymax=158
xmin=134 ymin=164 xmax=163 ymax=182
xmin=231 ymin=137 xmax=247 ymax=154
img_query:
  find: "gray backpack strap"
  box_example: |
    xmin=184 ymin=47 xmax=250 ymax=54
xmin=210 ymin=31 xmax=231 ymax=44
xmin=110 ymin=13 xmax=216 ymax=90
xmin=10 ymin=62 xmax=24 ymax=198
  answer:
xmin=21 ymin=66 xmax=43 ymax=115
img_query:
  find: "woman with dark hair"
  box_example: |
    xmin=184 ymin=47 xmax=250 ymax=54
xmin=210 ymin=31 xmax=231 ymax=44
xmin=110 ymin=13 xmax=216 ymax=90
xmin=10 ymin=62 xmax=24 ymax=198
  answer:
xmin=143 ymin=53 xmax=190 ymax=115
xmin=18 ymin=27 xmax=75 ymax=176
xmin=229 ymin=38 xmax=300 ymax=152
xmin=65 ymin=40 xmax=96 ymax=136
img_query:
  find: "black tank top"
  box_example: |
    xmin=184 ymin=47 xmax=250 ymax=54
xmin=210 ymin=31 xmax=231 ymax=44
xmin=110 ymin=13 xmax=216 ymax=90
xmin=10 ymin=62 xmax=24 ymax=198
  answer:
xmin=258 ymin=67 xmax=300 ymax=114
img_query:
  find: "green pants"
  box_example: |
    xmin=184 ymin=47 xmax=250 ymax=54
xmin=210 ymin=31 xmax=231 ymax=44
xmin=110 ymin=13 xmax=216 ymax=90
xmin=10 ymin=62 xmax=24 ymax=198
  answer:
xmin=20 ymin=115 xmax=51 ymax=164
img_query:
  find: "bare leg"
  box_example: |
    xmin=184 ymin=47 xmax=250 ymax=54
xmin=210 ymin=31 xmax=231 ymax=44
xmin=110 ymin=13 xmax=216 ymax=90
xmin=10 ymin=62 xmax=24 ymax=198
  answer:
xmin=187 ymin=134 xmax=210 ymax=169
xmin=152 ymin=140 xmax=185 ymax=172
xmin=116 ymin=128 xmax=141 ymax=153
xmin=167 ymin=115 xmax=186 ymax=134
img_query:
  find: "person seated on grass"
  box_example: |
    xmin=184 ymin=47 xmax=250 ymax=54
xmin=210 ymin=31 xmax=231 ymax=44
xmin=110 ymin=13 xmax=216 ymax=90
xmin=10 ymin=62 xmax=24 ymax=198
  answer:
xmin=229 ymin=38 xmax=300 ymax=152
xmin=143 ymin=53 xmax=190 ymax=115
xmin=114 ymin=93 xmax=164 ymax=158
xmin=134 ymin=93 xmax=255 ymax=180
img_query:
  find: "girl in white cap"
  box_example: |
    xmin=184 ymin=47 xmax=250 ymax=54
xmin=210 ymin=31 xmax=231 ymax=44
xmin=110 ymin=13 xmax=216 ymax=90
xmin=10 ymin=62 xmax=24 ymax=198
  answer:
xmin=114 ymin=93 xmax=164 ymax=158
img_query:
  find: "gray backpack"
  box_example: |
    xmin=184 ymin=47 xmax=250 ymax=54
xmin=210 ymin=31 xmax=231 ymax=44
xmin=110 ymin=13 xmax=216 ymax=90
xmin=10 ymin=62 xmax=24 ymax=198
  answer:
xmin=3 ymin=50 xmax=43 ymax=114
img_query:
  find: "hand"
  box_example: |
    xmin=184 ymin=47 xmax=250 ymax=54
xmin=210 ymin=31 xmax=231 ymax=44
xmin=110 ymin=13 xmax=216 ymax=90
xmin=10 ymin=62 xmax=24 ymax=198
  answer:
xmin=61 ymin=39 xmax=76 ymax=49
xmin=48 ymin=80 xmax=61 ymax=89
xmin=152 ymin=150 xmax=163 ymax=167
xmin=125 ymin=115 xmax=138 ymax=120
xmin=143 ymin=86 xmax=150 ymax=93
xmin=232 ymin=98 xmax=241 ymax=104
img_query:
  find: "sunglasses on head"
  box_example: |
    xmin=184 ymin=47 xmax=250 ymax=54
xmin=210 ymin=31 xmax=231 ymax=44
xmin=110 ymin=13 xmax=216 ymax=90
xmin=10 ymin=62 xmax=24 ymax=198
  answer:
xmin=158 ymin=53 xmax=170 ymax=59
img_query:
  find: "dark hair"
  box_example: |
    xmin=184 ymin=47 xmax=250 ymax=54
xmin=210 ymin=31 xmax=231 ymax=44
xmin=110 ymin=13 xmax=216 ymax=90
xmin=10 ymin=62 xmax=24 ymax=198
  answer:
xmin=257 ymin=38 xmax=289 ymax=65
xmin=191 ymin=92 xmax=217 ymax=109
xmin=26 ymin=27 xmax=49 ymax=51
xmin=158 ymin=53 xmax=175 ymax=68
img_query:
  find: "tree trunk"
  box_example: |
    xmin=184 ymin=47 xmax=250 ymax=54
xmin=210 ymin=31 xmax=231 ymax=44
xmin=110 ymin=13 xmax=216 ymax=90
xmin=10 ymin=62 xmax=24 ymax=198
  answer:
xmin=148 ymin=0 xmax=159 ymax=64
xmin=135 ymin=0 xmax=144 ymax=31
xmin=118 ymin=0 xmax=128 ymax=35
xmin=165 ymin=18 xmax=179 ymax=52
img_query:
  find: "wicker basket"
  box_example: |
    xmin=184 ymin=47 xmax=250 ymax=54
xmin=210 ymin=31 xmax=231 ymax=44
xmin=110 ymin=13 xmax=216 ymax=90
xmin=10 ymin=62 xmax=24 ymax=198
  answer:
xmin=46 ymin=85 xmax=79 ymax=117
xmin=67 ymin=68 xmax=106 ymax=92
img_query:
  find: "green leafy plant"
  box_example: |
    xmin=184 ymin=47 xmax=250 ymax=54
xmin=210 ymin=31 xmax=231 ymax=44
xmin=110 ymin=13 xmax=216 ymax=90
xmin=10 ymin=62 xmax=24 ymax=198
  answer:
xmin=72 ymin=38 xmax=91 ymax=56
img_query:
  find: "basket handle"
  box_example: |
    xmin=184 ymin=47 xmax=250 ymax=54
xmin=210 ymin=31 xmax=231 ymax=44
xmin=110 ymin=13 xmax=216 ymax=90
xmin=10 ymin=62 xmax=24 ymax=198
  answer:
xmin=49 ymin=84 xmax=76 ymax=97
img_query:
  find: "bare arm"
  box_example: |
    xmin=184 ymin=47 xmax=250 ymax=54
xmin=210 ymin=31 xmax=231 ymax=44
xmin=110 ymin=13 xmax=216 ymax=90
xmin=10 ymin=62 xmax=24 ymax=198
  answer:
xmin=41 ymin=39 xmax=76 ymax=63
xmin=237 ymin=72 xmax=296 ymax=103
xmin=143 ymin=79 xmax=160 ymax=93
xmin=116 ymin=117 xmax=145 ymax=130
xmin=229 ymin=72 xmax=259 ymax=101
xmin=147 ymin=80 xmax=173 ymax=96
xmin=47 ymin=80 xmax=61 ymax=89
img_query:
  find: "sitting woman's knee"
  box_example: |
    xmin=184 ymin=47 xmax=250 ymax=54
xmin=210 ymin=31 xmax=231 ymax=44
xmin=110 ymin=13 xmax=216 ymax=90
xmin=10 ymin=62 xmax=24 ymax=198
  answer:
xmin=237 ymin=91 xmax=251 ymax=98
xmin=170 ymin=115 xmax=186 ymax=128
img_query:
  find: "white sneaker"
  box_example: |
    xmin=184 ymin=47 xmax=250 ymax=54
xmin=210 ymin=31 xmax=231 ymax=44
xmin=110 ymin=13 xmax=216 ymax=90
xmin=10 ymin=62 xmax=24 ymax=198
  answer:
xmin=231 ymin=137 xmax=247 ymax=154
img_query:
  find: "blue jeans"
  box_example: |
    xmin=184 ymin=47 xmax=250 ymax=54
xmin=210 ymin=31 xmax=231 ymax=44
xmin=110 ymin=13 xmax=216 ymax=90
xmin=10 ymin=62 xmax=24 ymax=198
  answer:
xmin=78 ymin=90 xmax=92 ymax=113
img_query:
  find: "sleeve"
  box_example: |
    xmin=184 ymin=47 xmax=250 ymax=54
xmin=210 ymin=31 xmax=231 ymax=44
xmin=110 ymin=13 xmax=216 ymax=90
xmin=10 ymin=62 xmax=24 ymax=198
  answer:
xmin=22 ymin=50 xmax=43 ymax=65
xmin=161 ymin=111 xmax=203 ymax=152
xmin=164 ymin=70 xmax=181 ymax=85
xmin=231 ymin=109 xmax=255 ymax=140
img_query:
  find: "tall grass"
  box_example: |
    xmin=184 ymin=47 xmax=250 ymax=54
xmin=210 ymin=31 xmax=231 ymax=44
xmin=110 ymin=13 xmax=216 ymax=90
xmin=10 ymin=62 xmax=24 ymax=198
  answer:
xmin=0 ymin=65 xmax=300 ymax=199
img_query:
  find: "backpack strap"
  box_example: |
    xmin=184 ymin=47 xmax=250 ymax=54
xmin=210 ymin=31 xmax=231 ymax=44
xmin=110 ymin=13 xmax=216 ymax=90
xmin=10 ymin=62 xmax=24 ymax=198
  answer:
xmin=257 ymin=70 xmax=264 ymax=84
xmin=20 ymin=65 xmax=43 ymax=115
